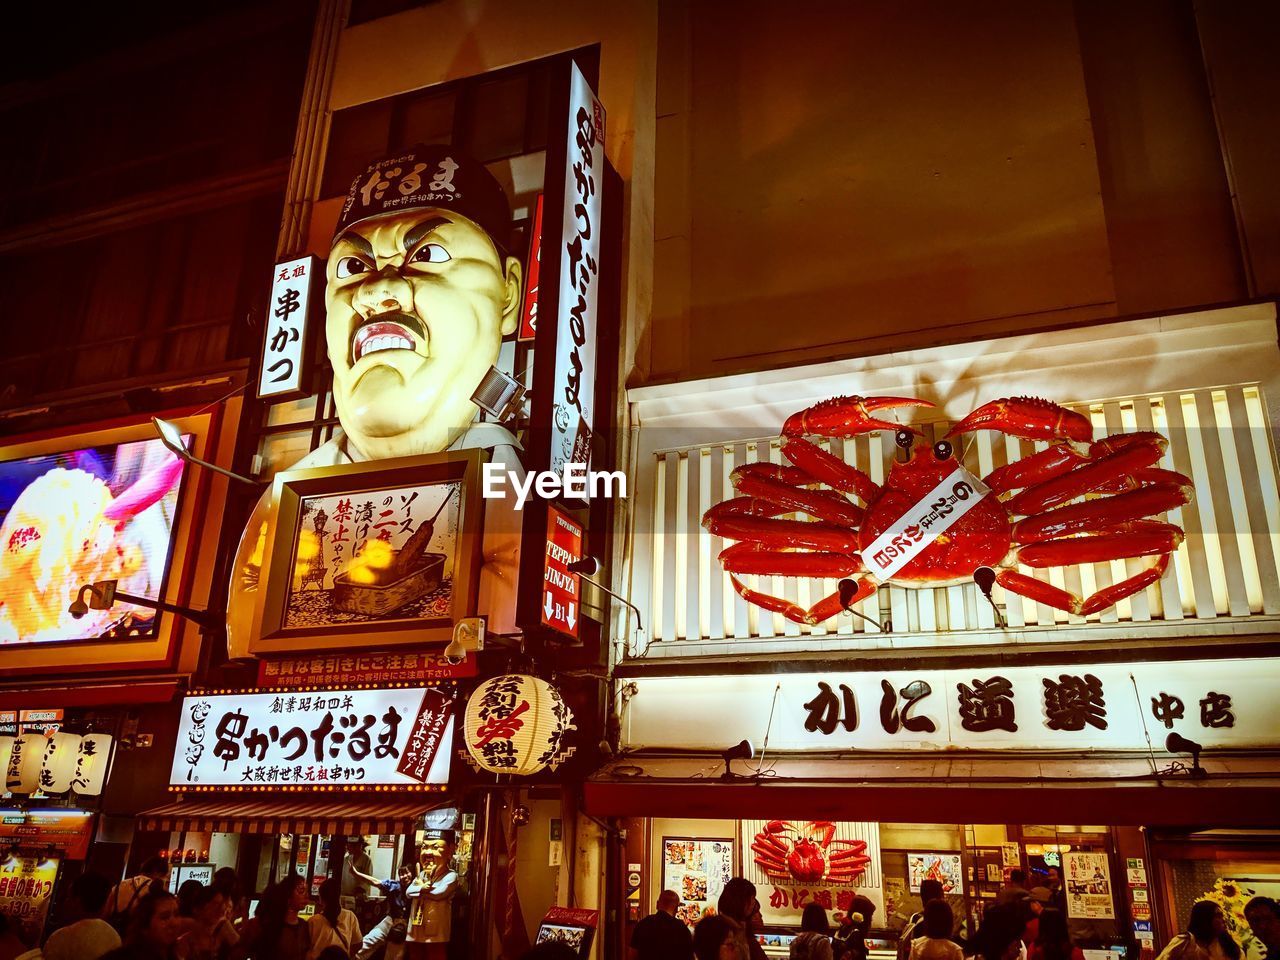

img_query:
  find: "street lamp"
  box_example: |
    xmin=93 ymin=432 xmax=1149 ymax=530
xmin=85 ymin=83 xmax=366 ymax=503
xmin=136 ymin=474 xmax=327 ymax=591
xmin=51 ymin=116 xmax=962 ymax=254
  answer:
xmin=151 ymin=417 xmax=259 ymax=487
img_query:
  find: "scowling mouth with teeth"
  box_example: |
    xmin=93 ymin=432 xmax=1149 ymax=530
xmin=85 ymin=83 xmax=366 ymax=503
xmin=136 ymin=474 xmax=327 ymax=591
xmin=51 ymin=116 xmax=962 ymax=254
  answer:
xmin=324 ymin=206 xmax=523 ymax=460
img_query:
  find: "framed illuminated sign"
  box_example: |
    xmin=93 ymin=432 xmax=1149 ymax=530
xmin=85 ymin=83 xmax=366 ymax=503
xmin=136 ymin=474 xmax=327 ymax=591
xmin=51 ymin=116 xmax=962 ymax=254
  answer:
xmin=251 ymin=450 xmax=484 ymax=654
xmin=0 ymin=410 xmax=220 ymax=678
xmin=170 ymin=687 xmax=455 ymax=790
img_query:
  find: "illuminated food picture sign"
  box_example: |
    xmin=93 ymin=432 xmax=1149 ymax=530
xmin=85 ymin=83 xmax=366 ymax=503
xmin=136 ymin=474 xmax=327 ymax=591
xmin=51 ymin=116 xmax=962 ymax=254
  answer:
xmin=0 ymin=436 xmax=186 ymax=646
xmin=170 ymin=688 xmax=454 ymax=789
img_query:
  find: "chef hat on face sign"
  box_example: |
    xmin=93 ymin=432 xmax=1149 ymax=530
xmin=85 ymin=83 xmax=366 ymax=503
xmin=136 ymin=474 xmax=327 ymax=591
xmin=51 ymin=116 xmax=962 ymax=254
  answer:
xmin=334 ymin=145 xmax=513 ymax=258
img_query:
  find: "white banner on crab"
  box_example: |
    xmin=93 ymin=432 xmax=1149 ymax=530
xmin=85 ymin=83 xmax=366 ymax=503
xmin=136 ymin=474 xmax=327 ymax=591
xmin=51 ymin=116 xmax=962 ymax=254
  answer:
xmin=740 ymin=820 xmax=883 ymax=928
xmin=860 ymin=466 xmax=991 ymax=580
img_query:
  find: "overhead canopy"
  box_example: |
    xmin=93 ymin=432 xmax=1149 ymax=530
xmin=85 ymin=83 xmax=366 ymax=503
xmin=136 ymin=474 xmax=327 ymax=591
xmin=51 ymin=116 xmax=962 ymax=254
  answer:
xmin=584 ymin=753 xmax=1280 ymax=827
xmin=137 ymin=796 xmax=447 ymax=835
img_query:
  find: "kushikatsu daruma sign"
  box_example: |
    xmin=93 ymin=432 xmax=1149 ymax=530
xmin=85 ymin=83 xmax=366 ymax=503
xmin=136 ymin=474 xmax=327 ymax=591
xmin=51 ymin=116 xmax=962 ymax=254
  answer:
xmin=624 ymin=658 xmax=1280 ymax=753
xmin=170 ymin=688 xmax=454 ymax=790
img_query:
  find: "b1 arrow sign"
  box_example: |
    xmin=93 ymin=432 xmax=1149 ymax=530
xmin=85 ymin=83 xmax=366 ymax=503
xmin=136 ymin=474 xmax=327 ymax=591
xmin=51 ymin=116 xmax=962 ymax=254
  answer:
xmin=542 ymin=506 xmax=583 ymax=639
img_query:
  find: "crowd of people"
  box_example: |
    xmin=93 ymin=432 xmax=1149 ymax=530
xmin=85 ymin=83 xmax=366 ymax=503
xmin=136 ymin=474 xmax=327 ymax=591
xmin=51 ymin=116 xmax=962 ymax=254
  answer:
xmin=624 ymin=871 xmax=1280 ymax=960
xmin=0 ymin=836 xmax=460 ymax=960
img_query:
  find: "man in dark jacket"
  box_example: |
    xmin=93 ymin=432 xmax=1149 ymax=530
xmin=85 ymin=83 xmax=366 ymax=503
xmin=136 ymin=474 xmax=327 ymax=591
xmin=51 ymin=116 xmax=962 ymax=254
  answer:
xmin=630 ymin=890 xmax=694 ymax=960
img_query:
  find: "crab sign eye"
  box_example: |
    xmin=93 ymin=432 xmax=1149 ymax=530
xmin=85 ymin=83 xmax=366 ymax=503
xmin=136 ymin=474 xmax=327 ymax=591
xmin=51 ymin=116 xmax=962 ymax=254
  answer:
xmin=335 ymin=256 xmax=370 ymax=279
xmin=409 ymin=242 xmax=450 ymax=265
xmin=934 ymin=440 xmax=953 ymax=460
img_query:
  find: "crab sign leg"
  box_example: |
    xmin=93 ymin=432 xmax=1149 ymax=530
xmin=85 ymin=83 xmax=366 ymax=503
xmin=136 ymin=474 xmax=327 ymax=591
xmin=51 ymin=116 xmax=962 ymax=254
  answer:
xmin=997 ymin=556 xmax=1171 ymax=616
xmin=719 ymin=542 xmax=864 ymax=578
xmin=730 ymin=574 xmax=876 ymax=626
xmin=702 ymin=510 xmax=859 ymax=552
xmin=984 ymin=445 xmax=1088 ymax=495
xmin=948 ymin=396 xmax=1093 ymax=443
xmin=1012 ymin=482 xmax=1192 ymax=543
xmin=1005 ymin=437 xmax=1167 ymax=516
xmin=1017 ymin=525 xmax=1183 ymax=566
xmin=781 ymin=437 xmax=880 ymax=503
xmin=732 ymin=468 xmax=865 ymax=526
xmin=782 ymin=395 xmax=932 ymax=439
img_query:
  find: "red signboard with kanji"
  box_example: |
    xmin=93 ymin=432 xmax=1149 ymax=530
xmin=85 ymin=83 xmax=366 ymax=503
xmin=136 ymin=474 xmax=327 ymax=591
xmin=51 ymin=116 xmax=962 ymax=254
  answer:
xmin=396 ymin=688 xmax=454 ymax=784
xmin=542 ymin=506 xmax=583 ymax=638
xmin=257 ymin=651 xmax=475 ymax=688
xmin=519 ymin=193 xmax=544 ymax=341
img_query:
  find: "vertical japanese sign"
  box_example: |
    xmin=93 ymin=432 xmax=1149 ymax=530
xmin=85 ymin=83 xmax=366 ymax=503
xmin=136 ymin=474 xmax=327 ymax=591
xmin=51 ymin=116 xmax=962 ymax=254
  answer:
xmin=258 ymin=254 xmax=318 ymax=400
xmin=547 ymin=61 xmax=604 ymax=483
xmin=519 ymin=193 xmax=544 ymax=341
xmin=396 ymin=688 xmax=454 ymax=784
xmin=542 ymin=506 xmax=583 ymax=638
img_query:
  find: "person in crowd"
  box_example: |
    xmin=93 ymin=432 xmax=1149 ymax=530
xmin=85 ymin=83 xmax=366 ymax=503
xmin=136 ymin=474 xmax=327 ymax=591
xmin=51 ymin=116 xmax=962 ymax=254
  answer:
xmin=1042 ymin=868 xmax=1067 ymax=914
xmin=629 ymin=889 xmax=693 ymax=960
xmin=103 ymin=890 xmax=183 ymax=960
xmin=911 ymin=900 xmax=964 ymax=960
xmin=998 ymin=872 xmax=1028 ymax=906
xmin=233 ymin=876 xmax=312 ymax=960
xmin=0 ymin=912 xmax=42 ymax=960
xmin=898 ymin=879 xmax=946 ymax=960
xmin=1023 ymin=888 xmax=1053 ymax=945
xmin=1155 ymin=901 xmax=1241 ymax=960
xmin=340 ymin=839 xmax=373 ymax=910
xmin=175 ymin=886 xmax=232 ymax=960
xmin=1029 ymin=909 xmax=1082 ymax=960
xmin=1244 ymin=897 xmax=1280 ymax=958
xmin=693 ymin=914 xmax=749 ymax=960
xmin=967 ymin=899 xmax=1030 ymax=960
xmin=308 ymin=878 xmax=361 ymax=959
xmin=110 ymin=858 xmax=171 ymax=931
xmin=833 ymin=895 xmax=875 ymax=960
xmin=176 ymin=881 xmax=206 ymax=936
xmin=44 ymin=870 xmax=121 ymax=960
xmin=717 ymin=878 xmax=766 ymax=960
xmin=343 ymin=858 xmax=412 ymax=960
xmin=212 ymin=870 xmax=247 ymax=932
xmin=791 ymin=902 xmax=833 ymax=960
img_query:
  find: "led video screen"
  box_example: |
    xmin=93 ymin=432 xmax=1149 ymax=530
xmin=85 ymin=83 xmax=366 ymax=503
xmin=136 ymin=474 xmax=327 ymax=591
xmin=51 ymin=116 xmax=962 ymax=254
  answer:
xmin=0 ymin=435 xmax=187 ymax=645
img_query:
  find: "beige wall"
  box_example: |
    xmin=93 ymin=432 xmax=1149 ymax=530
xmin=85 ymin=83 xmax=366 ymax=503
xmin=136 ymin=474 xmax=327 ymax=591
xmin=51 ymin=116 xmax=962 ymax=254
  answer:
xmin=644 ymin=0 xmax=1278 ymax=384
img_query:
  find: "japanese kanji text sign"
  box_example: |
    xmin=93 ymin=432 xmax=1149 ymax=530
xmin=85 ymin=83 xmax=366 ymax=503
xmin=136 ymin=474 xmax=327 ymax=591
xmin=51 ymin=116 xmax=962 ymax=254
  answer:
xmin=170 ymin=687 xmax=454 ymax=789
xmin=860 ymin=466 xmax=990 ymax=580
xmin=258 ymin=255 xmax=318 ymax=400
xmin=542 ymin=506 xmax=583 ymax=638
xmin=519 ymin=193 xmax=544 ymax=341
xmin=625 ymin=658 xmax=1279 ymax=752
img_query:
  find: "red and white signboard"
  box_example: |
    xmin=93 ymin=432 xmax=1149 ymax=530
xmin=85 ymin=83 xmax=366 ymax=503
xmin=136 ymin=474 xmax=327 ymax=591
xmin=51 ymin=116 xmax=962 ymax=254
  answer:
xmin=396 ymin=688 xmax=455 ymax=784
xmin=542 ymin=506 xmax=583 ymax=638
xmin=519 ymin=193 xmax=544 ymax=341
xmin=257 ymin=651 xmax=475 ymax=688
xmin=258 ymin=254 xmax=318 ymax=400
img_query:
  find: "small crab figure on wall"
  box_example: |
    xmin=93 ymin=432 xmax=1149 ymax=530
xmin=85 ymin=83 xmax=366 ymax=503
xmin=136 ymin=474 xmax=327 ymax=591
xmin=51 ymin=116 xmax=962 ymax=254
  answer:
xmin=702 ymin=395 xmax=1194 ymax=626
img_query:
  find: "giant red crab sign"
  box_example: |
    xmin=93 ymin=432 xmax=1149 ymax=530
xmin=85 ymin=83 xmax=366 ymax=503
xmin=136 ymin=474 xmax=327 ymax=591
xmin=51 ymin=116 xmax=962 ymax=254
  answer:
xmin=751 ymin=820 xmax=871 ymax=884
xmin=701 ymin=396 xmax=1193 ymax=626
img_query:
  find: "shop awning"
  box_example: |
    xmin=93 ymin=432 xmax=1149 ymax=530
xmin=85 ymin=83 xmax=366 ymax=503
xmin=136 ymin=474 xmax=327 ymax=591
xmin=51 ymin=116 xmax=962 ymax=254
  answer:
xmin=584 ymin=754 xmax=1280 ymax=827
xmin=137 ymin=797 xmax=447 ymax=835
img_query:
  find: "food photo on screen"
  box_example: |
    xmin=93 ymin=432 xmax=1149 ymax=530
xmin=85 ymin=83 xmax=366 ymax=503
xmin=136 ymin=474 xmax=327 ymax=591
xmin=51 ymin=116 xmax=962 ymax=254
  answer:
xmin=0 ymin=435 xmax=188 ymax=645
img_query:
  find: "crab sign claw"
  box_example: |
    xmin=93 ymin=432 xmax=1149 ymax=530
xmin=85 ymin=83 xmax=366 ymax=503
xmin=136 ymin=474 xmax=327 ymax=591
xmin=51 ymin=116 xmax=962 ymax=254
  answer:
xmin=782 ymin=395 xmax=932 ymax=439
xmin=946 ymin=396 xmax=1093 ymax=444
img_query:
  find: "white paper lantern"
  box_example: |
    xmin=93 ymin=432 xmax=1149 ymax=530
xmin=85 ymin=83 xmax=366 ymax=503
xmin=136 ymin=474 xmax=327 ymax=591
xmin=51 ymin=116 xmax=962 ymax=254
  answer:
xmin=463 ymin=675 xmax=576 ymax=775
xmin=7 ymin=735 xmax=45 ymax=794
xmin=39 ymin=732 xmax=81 ymax=794
xmin=0 ymin=738 xmax=12 ymax=790
xmin=71 ymin=734 xmax=114 ymax=796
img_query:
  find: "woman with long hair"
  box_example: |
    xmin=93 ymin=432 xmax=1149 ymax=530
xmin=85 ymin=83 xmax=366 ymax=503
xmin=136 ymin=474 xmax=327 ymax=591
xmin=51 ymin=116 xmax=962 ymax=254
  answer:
xmin=791 ymin=902 xmax=834 ymax=960
xmin=103 ymin=890 xmax=183 ymax=960
xmin=1156 ymin=901 xmax=1241 ymax=960
xmin=306 ymin=878 xmax=360 ymax=959
xmin=1028 ymin=910 xmax=1082 ymax=960
xmin=232 ymin=876 xmax=311 ymax=960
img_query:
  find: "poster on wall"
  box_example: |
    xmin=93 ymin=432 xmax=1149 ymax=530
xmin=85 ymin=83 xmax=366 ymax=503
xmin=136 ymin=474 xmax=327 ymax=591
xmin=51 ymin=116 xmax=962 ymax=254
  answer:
xmin=663 ymin=837 xmax=733 ymax=929
xmin=0 ymin=436 xmax=187 ymax=646
xmin=0 ymin=854 xmax=59 ymax=944
xmin=169 ymin=687 xmax=454 ymax=788
xmin=908 ymin=853 xmax=963 ymax=895
xmin=1064 ymin=852 xmax=1114 ymax=919
xmin=741 ymin=820 xmax=884 ymax=927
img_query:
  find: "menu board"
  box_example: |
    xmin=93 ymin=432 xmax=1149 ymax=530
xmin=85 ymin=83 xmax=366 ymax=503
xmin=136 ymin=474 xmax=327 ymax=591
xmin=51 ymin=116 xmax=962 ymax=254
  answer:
xmin=1064 ymin=852 xmax=1114 ymax=919
xmin=662 ymin=837 xmax=733 ymax=928
xmin=0 ymin=855 xmax=59 ymax=946
xmin=908 ymin=853 xmax=963 ymax=894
